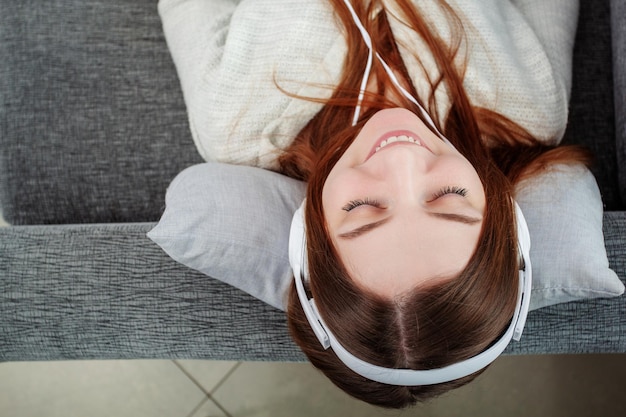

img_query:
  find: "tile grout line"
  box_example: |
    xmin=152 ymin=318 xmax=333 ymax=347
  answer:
xmin=206 ymin=363 xmax=243 ymax=417
xmin=173 ymin=360 xmax=241 ymax=417
xmin=183 ymin=397 xmax=210 ymax=417
xmin=210 ymin=362 xmax=242 ymax=395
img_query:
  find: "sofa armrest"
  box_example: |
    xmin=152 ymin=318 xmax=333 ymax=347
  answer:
xmin=1 ymin=217 xmax=625 ymax=362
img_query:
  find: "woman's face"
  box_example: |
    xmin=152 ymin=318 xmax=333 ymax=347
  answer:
xmin=322 ymin=108 xmax=486 ymax=298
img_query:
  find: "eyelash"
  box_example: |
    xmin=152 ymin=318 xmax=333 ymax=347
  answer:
xmin=431 ymin=186 xmax=468 ymax=200
xmin=342 ymin=198 xmax=382 ymax=212
xmin=342 ymin=186 xmax=468 ymax=212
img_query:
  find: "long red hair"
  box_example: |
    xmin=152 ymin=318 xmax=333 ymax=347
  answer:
xmin=279 ymin=0 xmax=590 ymax=408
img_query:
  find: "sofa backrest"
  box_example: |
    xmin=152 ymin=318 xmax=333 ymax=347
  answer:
xmin=0 ymin=0 xmax=202 ymax=225
xmin=611 ymin=0 xmax=626 ymax=205
xmin=0 ymin=0 xmax=623 ymax=226
xmin=560 ymin=0 xmax=623 ymax=210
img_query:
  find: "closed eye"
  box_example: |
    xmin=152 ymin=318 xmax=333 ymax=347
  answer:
xmin=342 ymin=198 xmax=383 ymax=212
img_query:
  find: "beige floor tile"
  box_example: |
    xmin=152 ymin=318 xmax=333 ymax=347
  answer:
xmin=0 ymin=360 xmax=208 ymax=417
xmin=175 ymin=360 xmax=240 ymax=393
xmin=214 ymin=355 xmax=626 ymax=417
xmin=212 ymin=361 xmax=401 ymax=417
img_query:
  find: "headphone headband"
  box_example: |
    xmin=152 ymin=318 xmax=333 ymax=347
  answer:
xmin=288 ymin=200 xmax=532 ymax=386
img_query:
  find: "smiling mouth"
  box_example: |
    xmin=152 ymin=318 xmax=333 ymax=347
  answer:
xmin=366 ymin=130 xmax=429 ymax=161
xmin=375 ymin=135 xmax=423 ymax=153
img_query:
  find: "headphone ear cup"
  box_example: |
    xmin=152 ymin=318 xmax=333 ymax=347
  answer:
xmin=512 ymin=201 xmax=532 ymax=341
xmin=289 ymin=200 xmax=331 ymax=349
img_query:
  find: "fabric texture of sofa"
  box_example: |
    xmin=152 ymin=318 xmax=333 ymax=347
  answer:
xmin=1 ymin=0 xmax=625 ymax=362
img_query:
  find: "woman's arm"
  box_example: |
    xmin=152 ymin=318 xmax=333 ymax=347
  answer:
xmin=158 ymin=0 xmax=242 ymax=159
xmin=158 ymin=0 xmax=342 ymax=168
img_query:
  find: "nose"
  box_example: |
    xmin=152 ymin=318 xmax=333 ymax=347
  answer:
xmin=363 ymin=145 xmax=436 ymax=203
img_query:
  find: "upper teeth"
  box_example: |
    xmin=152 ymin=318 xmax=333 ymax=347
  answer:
xmin=375 ymin=135 xmax=421 ymax=153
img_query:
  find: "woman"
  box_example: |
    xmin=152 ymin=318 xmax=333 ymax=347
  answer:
xmin=159 ymin=0 xmax=589 ymax=408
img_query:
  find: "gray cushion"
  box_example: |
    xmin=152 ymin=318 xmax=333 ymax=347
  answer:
xmin=148 ymin=164 xmax=306 ymax=310
xmin=0 ymin=0 xmax=201 ymax=225
xmin=148 ymin=163 xmax=623 ymax=312
xmin=516 ymin=165 xmax=624 ymax=307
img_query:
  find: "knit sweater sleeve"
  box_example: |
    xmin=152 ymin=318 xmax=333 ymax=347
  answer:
xmin=158 ymin=0 xmax=242 ymax=162
xmin=388 ymin=0 xmax=578 ymax=145
xmin=510 ymin=0 xmax=579 ymax=103
xmin=158 ymin=0 xmax=344 ymax=169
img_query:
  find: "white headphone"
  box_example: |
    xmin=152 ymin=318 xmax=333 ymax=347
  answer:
xmin=288 ymin=200 xmax=532 ymax=386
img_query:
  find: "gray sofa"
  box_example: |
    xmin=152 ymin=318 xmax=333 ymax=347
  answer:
xmin=0 ymin=0 xmax=624 ymax=362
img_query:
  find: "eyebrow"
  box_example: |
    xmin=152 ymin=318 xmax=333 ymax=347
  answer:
xmin=338 ymin=212 xmax=481 ymax=240
xmin=338 ymin=218 xmax=392 ymax=239
xmin=427 ymin=212 xmax=482 ymax=225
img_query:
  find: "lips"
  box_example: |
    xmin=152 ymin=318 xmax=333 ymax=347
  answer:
xmin=365 ymin=130 xmax=430 ymax=162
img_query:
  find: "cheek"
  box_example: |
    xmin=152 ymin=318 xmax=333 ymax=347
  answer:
xmin=321 ymin=169 xmax=344 ymax=219
xmin=322 ymin=170 xmax=351 ymax=212
xmin=322 ymin=167 xmax=371 ymax=223
xmin=459 ymin=160 xmax=487 ymax=209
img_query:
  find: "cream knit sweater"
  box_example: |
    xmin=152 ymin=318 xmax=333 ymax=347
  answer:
xmin=159 ymin=0 xmax=579 ymax=170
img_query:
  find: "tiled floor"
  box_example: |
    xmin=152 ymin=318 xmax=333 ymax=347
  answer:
xmin=1 ymin=354 xmax=626 ymax=416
